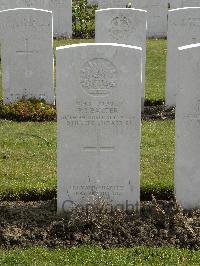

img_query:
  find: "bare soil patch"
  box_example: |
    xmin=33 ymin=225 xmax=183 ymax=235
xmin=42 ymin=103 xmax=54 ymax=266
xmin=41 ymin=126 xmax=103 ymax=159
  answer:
xmin=0 ymin=198 xmax=199 ymax=249
xmin=142 ymin=105 xmax=175 ymax=120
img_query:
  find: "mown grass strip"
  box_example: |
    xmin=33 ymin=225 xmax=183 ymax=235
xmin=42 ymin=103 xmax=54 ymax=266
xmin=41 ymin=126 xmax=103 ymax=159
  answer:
xmin=145 ymin=39 xmax=167 ymax=102
xmin=0 ymin=246 xmax=199 ymax=265
xmin=0 ymin=120 xmax=174 ymax=201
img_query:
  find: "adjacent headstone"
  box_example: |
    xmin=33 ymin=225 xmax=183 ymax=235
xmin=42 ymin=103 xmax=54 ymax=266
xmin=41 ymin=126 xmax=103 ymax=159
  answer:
xmin=57 ymin=43 xmax=142 ymax=213
xmin=95 ymin=8 xmax=147 ymax=109
xmin=170 ymin=0 xmax=200 ymax=9
xmin=0 ymin=8 xmax=54 ymax=104
xmin=175 ymin=43 xmax=200 ymax=209
xmin=169 ymin=0 xmax=182 ymax=9
xmin=0 ymin=0 xmax=72 ymax=37
xmin=48 ymin=0 xmax=72 ymax=37
xmin=133 ymin=0 xmax=168 ymax=38
xmin=166 ymin=7 xmax=200 ymax=106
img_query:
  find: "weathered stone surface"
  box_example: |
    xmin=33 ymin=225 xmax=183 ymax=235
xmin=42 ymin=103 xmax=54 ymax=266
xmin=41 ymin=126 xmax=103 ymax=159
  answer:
xmin=0 ymin=8 xmax=54 ymax=103
xmin=169 ymin=0 xmax=182 ymax=9
xmin=133 ymin=0 xmax=168 ymax=38
xmin=166 ymin=7 xmax=200 ymax=106
xmin=56 ymin=43 xmax=142 ymax=213
xmin=175 ymin=43 xmax=200 ymax=209
xmin=170 ymin=0 xmax=200 ymax=9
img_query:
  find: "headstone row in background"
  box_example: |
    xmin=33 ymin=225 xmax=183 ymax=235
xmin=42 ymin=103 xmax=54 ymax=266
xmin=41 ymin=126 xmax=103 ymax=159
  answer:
xmin=0 ymin=0 xmax=72 ymax=37
xmin=0 ymin=8 xmax=54 ymax=104
xmin=166 ymin=7 xmax=200 ymax=106
xmin=88 ymin=0 xmax=200 ymax=39
xmin=134 ymin=0 xmax=168 ymax=38
xmin=88 ymin=0 xmax=168 ymax=38
xmin=95 ymin=8 xmax=147 ymax=109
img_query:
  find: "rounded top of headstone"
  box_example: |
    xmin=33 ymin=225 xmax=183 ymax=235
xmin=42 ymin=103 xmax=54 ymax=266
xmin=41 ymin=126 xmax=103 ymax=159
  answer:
xmin=179 ymin=43 xmax=200 ymax=51
xmin=0 ymin=8 xmax=52 ymax=14
xmin=169 ymin=6 xmax=200 ymax=13
xmin=56 ymin=43 xmax=142 ymax=51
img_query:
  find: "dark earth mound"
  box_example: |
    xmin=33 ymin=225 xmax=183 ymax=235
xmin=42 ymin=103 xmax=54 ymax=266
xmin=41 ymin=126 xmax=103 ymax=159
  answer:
xmin=0 ymin=198 xmax=199 ymax=249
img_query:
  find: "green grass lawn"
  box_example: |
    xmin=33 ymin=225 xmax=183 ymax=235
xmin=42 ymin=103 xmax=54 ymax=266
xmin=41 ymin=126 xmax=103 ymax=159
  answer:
xmin=145 ymin=39 xmax=166 ymax=102
xmin=0 ymin=246 xmax=199 ymax=265
xmin=0 ymin=119 xmax=174 ymax=200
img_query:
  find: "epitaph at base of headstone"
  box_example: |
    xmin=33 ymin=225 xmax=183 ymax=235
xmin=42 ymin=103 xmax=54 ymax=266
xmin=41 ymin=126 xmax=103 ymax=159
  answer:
xmin=57 ymin=43 xmax=142 ymax=214
xmin=95 ymin=8 xmax=147 ymax=110
xmin=175 ymin=43 xmax=200 ymax=209
xmin=166 ymin=7 xmax=200 ymax=107
xmin=0 ymin=8 xmax=54 ymax=104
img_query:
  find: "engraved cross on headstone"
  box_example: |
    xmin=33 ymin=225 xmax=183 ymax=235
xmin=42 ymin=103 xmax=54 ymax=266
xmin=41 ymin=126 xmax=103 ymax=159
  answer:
xmin=16 ymin=38 xmax=39 ymax=77
xmin=83 ymin=127 xmax=114 ymax=153
xmin=83 ymin=127 xmax=114 ymax=191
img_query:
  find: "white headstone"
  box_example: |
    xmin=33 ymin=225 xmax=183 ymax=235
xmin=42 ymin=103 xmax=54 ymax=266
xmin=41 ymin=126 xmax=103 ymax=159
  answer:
xmin=182 ymin=0 xmax=200 ymax=6
xmin=0 ymin=0 xmax=72 ymax=37
xmin=0 ymin=8 xmax=54 ymax=104
xmin=95 ymin=8 xmax=147 ymax=109
xmin=171 ymin=0 xmax=200 ymax=9
xmin=166 ymin=7 xmax=200 ymax=106
xmin=48 ymin=0 xmax=72 ymax=37
xmin=57 ymin=43 xmax=142 ymax=213
xmin=133 ymin=0 xmax=168 ymax=38
xmin=169 ymin=0 xmax=182 ymax=9
xmin=175 ymin=43 xmax=200 ymax=209
xmin=169 ymin=0 xmax=200 ymax=9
